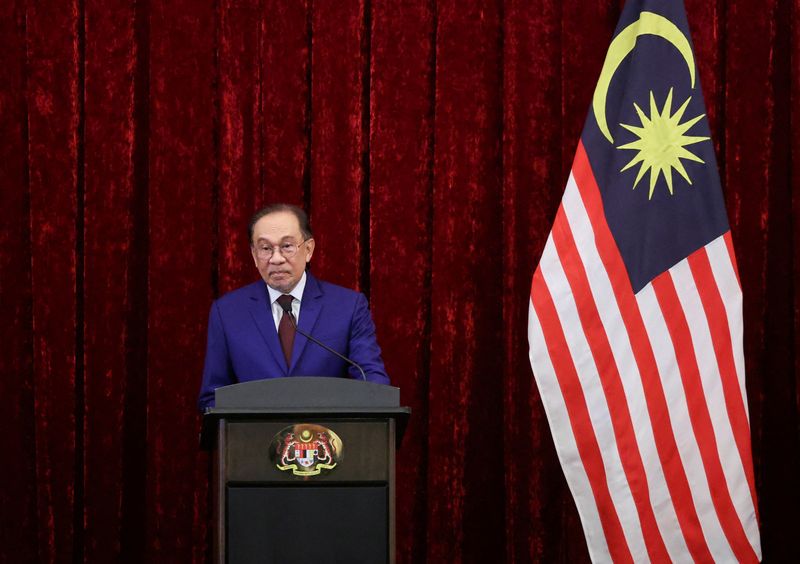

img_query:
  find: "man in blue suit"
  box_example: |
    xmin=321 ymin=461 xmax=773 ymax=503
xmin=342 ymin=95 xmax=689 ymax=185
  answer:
xmin=198 ymin=204 xmax=389 ymax=410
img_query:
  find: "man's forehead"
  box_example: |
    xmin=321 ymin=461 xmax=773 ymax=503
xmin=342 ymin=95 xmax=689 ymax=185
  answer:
xmin=253 ymin=212 xmax=301 ymax=237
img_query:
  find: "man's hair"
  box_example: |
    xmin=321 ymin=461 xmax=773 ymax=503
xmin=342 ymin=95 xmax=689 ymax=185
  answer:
xmin=248 ymin=203 xmax=313 ymax=244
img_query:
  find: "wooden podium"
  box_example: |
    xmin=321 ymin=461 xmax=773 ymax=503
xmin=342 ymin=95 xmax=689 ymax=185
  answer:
xmin=201 ymin=377 xmax=410 ymax=564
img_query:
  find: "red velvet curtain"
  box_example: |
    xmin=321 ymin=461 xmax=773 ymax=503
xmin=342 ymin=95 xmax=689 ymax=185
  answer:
xmin=1 ymin=0 xmax=798 ymax=562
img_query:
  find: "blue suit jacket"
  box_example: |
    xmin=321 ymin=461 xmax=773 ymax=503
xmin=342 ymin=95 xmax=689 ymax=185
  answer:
xmin=198 ymin=272 xmax=390 ymax=410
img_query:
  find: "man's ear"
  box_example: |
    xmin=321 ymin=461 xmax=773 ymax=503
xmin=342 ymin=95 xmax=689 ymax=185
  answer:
xmin=305 ymin=238 xmax=315 ymax=262
xmin=250 ymin=245 xmax=259 ymax=267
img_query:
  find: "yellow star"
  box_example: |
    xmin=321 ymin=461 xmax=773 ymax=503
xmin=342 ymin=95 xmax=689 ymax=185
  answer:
xmin=617 ymin=88 xmax=710 ymax=199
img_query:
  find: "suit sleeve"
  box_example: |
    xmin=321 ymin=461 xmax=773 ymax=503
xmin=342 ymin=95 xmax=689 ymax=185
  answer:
xmin=347 ymin=293 xmax=390 ymax=384
xmin=197 ymin=300 xmax=235 ymax=410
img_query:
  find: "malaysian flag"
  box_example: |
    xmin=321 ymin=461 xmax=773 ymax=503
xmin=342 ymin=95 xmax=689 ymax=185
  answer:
xmin=528 ymin=1 xmax=761 ymax=562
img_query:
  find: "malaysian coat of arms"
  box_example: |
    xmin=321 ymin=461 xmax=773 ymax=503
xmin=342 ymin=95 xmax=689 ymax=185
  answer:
xmin=270 ymin=423 xmax=343 ymax=477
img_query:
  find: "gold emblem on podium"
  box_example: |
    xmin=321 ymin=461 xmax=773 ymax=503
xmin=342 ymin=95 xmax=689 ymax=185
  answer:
xmin=270 ymin=424 xmax=342 ymax=477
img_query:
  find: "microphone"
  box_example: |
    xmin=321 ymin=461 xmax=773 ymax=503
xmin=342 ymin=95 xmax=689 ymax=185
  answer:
xmin=278 ymin=298 xmax=367 ymax=381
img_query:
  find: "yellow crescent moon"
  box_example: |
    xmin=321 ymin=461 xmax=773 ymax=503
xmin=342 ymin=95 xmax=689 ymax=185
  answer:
xmin=592 ymin=11 xmax=696 ymax=143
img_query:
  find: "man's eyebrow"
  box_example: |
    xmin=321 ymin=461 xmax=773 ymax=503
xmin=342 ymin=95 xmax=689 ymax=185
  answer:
xmin=255 ymin=235 xmax=300 ymax=243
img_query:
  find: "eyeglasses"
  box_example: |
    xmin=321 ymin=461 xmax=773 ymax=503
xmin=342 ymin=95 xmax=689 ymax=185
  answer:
xmin=254 ymin=239 xmax=310 ymax=260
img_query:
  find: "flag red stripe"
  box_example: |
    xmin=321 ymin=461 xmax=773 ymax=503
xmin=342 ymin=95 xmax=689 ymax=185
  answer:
xmin=687 ymin=249 xmax=759 ymax=515
xmin=651 ymin=273 xmax=759 ymax=564
xmin=550 ymin=206 xmax=671 ymax=562
xmin=572 ymin=143 xmax=715 ymax=561
xmin=531 ymin=268 xmax=634 ymax=564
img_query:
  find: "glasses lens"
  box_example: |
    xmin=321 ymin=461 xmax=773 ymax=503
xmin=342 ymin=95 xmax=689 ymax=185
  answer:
xmin=281 ymin=243 xmax=297 ymax=258
xmin=257 ymin=241 xmax=302 ymax=259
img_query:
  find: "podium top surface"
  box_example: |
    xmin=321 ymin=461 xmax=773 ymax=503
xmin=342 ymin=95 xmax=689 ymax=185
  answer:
xmin=200 ymin=377 xmax=410 ymax=450
xmin=212 ymin=376 xmax=400 ymax=410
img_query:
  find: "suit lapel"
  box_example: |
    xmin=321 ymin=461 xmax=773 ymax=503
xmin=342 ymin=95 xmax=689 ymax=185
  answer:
xmin=247 ymin=282 xmax=288 ymax=375
xmin=289 ymin=272 xmax=323 ymax=373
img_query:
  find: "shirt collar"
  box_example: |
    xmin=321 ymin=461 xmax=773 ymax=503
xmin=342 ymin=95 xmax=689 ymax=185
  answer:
xmin=267 ymin=270 xmax=307 ymax=305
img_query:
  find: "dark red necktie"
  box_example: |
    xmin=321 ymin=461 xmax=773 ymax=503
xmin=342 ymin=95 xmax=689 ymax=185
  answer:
xmin=277 ymin=294 xmax=295 ymax=366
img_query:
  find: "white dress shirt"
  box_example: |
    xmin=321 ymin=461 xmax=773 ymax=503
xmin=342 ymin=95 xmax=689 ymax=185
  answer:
xmin=266 ymin=271 xmax=307 ymax=330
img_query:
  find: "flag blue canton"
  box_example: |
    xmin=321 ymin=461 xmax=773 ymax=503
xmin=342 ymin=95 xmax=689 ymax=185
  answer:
xmin=581 ymin=0 xmax=729 ymax=293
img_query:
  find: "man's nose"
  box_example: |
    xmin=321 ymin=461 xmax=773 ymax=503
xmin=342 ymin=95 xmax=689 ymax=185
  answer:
xmin=268 ymin=249 xmax=286 ymax=264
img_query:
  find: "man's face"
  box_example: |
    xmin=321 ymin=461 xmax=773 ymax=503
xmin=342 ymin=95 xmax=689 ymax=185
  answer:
xmin=250 ymin=211 xmax=315 ymax=293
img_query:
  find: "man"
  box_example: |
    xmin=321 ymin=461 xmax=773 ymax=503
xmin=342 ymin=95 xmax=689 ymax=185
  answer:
xmin=198 ymin=204 xmax=389 ymax=410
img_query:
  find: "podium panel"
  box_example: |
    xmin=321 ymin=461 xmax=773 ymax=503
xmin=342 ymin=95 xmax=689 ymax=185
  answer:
xmin=202 ymin=378 xmax=409 ymax=564
xmin=228 ymin=486 xmax=388 ymax=564
xmin=226 ymin=420 xmax=390 ymax=483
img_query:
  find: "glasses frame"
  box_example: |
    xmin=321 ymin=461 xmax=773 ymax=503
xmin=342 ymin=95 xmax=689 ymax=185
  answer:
xmin=253 ymin=238 xmax=310 ymax=260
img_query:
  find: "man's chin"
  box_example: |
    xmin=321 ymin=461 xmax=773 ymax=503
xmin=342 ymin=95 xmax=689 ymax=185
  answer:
xmin=266 ymin=275 xmax=294 ymax=293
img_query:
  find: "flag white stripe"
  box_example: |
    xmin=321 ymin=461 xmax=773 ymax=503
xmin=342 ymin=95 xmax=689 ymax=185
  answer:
xmin=706 ymin=240 xmax=761 ymax=558
xmin=707 ymin=251 xmax=762 ymax=560
xmin=562 ymin=176 xmax=690 ymax=561
xmin=539 ymin=235 xmax=650 ymax=562
xmin=636 ymin=283 xmax=737 ymax=562
xmin=671 ymin=258 xmax=757 ymax=537
xmin=706 ymin=236 xmax=749 ymax=418
xmin=528 ymin=300 xmax=613 ymax=564
xmin=682 ymin=247 xmax=761 ymax=558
